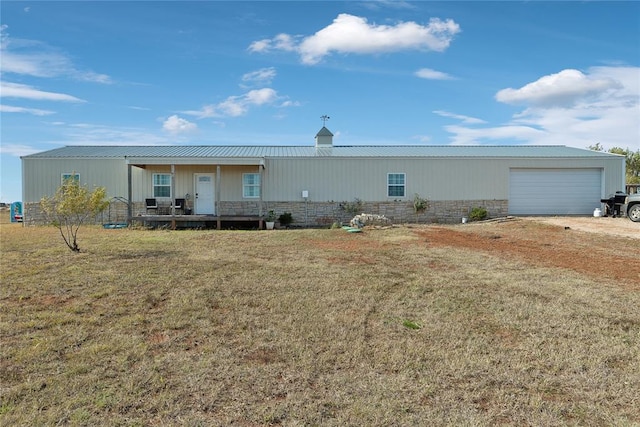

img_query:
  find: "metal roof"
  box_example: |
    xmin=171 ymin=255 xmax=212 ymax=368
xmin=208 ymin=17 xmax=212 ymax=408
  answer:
xmin=22 ymin=144 xmax=623 ymax=159
xmin=315 ymin=126 xmax=334 ymax=137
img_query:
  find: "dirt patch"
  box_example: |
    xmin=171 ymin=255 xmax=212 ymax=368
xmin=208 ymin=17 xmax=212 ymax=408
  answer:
xmin=414 ymin=218 xmax=640 ymax=289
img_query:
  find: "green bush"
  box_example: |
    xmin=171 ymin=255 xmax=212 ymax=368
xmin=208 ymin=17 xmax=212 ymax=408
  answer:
xmin=278 ymin=212 xmax=293 ymax=227
xmin=469 ymin=207 xmax=488 ymax=221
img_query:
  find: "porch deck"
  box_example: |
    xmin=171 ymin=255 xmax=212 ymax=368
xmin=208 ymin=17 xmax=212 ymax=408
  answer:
xmin=131 ymin=214 xmax=264 ymax=230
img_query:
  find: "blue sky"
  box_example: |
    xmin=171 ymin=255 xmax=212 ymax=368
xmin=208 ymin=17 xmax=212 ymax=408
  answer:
xmin=1 ymin=1 xmax=639 ymax=203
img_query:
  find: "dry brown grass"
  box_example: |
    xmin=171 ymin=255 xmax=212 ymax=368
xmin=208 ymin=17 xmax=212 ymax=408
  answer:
xmin=1 ymin=217 xmax=639 ymax=426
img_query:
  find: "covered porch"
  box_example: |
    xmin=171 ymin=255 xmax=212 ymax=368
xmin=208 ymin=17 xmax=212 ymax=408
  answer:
xmin=125 ymin=153 xmax=267 ymax=230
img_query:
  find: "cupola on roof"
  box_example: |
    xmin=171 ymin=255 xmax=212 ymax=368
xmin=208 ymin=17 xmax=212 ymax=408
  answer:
xmin=315 ymin=126 xmax=333 ymax=147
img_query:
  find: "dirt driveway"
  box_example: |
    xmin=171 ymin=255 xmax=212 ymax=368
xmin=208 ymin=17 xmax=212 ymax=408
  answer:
xmin=415 ymin=216 xmax=639 ymax=289
xmin=525 ymin=216 xmax=639 ymax=239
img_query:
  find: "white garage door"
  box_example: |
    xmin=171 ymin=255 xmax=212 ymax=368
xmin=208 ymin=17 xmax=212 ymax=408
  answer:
xmin=509 ymin=169 xmax=602 ymax=215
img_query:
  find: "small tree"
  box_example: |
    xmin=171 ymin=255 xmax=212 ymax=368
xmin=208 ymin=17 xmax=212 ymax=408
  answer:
xmin=413 ymin=193 xmax=430 ymax=223
xmin=40 ymin=177 xmax=109 ymax=252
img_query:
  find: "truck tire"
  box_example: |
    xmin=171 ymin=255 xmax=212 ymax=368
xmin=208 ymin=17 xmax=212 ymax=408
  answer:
xmin=628 ymin=204 xmax=640 ymax=222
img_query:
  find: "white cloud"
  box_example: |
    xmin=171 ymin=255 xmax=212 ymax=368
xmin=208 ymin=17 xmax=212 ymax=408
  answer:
xmin=220 ymin=91 xmax=270 ymax=116
xmin=0 ymin=50 xmax=71 ymax=77
xmin=182 ymin=104 xmax=218 ymax=119
xmin=249 ymin=34 xmax=298 ymax=54
xmin=433 ymin=110 xmax=486 ymax=124
xmin=183 ymin=88 xmax=281 ymax=118
xmin=0 ymin=82 xmax=85 ymax=102
xmin=247 ymin=39 xmax=270 ymax=53
xmin=279 ymin=100 xmax=301 ymax=108
xmin=0 ymin=104 xmax=55 ymax=116
xmin=61 ymin=124 xmax=171 ymax=145
xmin=0 ymin=143 xmax=40 ymax=157
xmin=241 ymin=67 xmax=277 ymax=87
xmin=442 ymin=66 xmax=640 ymax=151
xmin=444 ymin=124 xmax=546 ymax=145
xmin=217 ymin=97 xmax=248 ymax=117
xmin=415 ymin=68 xmax=454 ymax=80
xmin=182 ymin=68 xmax=296 ymax=119
xmin=495 ymin=69 xmax=620 ymax=107
xmin=162 ymin=115 xmax=198 ymax=134
xmin=244 ymin=88 xmax=278 ymax=105
xmin=77 ymin=71 xmax=112 ymax=84
xmin=0 ymin=25 xmax=112 ymax=83
xmin=249 ymin=13 xmax=461 ymax=65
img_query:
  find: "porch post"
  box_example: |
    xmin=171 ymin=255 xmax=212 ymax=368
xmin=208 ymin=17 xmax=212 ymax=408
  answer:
xmin=259 ymin=164 xmax=264 ymax=216
xmin=170 ymin=164 xmax=176 ymax=216
xmin=170 ymin=164 xmax=176 ymax=229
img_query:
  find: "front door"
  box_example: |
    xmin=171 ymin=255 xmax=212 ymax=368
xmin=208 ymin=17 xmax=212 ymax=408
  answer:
xmin=194 ymin=173 xmax=215 ymax=215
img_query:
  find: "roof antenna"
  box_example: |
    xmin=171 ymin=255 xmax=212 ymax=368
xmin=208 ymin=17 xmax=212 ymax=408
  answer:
xmin=321 ymin=115 xmax=330 ymax=126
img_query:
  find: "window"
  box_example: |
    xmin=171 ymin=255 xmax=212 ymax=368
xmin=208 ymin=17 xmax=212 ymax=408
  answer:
xmin=153 ymin=173 xmax=171 ymax=198
xmin=61 ymin=173 xmax=80 ymax=184
xmin=243 ymin=173 xmax=261 ymax=198
xmin=387 ymin=173 xmax=406 ymax=197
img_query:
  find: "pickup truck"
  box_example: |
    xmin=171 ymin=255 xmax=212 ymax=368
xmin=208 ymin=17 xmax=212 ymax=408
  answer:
xmin=601 ymin=192 xmax=640 ymax=222
xmin=623 ymin=193 xmax=640 ymax=222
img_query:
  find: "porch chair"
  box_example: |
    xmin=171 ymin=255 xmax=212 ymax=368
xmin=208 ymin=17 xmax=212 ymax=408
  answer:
xmin=145 ymin=198 xmax=158 ymax=214
xmin=174 ymin=198 xmax=186 ymax=214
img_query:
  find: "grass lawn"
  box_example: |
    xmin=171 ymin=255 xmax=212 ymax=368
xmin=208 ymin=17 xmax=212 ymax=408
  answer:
xmin=1 ymin=217 xmax=639 ymax=426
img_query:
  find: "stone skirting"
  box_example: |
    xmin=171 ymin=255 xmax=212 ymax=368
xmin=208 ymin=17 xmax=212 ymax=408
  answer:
xmin=260 ymin=200 xmax=508 ymax=226
xmin=22 ymin=199 xmax=508 ymax=226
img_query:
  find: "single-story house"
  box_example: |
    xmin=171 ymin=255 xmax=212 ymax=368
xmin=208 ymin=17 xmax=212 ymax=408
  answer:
xmin=21 ymin=127 xmax=626 ymax=227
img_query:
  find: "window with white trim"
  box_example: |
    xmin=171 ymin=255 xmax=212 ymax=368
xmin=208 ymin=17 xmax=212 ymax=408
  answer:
xmin=61 ymin=173 xmax=80 ymax=184
xmin=152 ymin=173 xmax=171 ymax=198
xmin=243 ymin=173 xmax=260 ymax=198
xmin=387 ymin=173 xmax=406 ymax=197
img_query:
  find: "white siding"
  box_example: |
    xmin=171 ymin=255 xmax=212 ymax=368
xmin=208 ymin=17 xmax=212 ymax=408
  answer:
xmin=262 ymin=157 xmax=622 ymax=204
xmin=21 ymin=158 xmax=129 ymax=202
xmin=263 ymin=158 xmax=509 ymax=202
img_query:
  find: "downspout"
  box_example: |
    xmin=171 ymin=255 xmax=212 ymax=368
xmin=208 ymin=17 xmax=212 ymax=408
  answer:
xmin=259 ymin=159 xmax=264 ymax=218
xmin=171 ymin=164 xmax=176 ymax=216
xmin=126 ymin=159 xmax=132 ymax=225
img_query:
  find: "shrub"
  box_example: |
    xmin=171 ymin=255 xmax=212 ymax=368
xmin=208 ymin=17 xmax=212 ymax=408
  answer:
xmin=469 ymin=207 xmax=488 ymax=221
xmin=278 ymin=212 xmax=293 ymax=227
